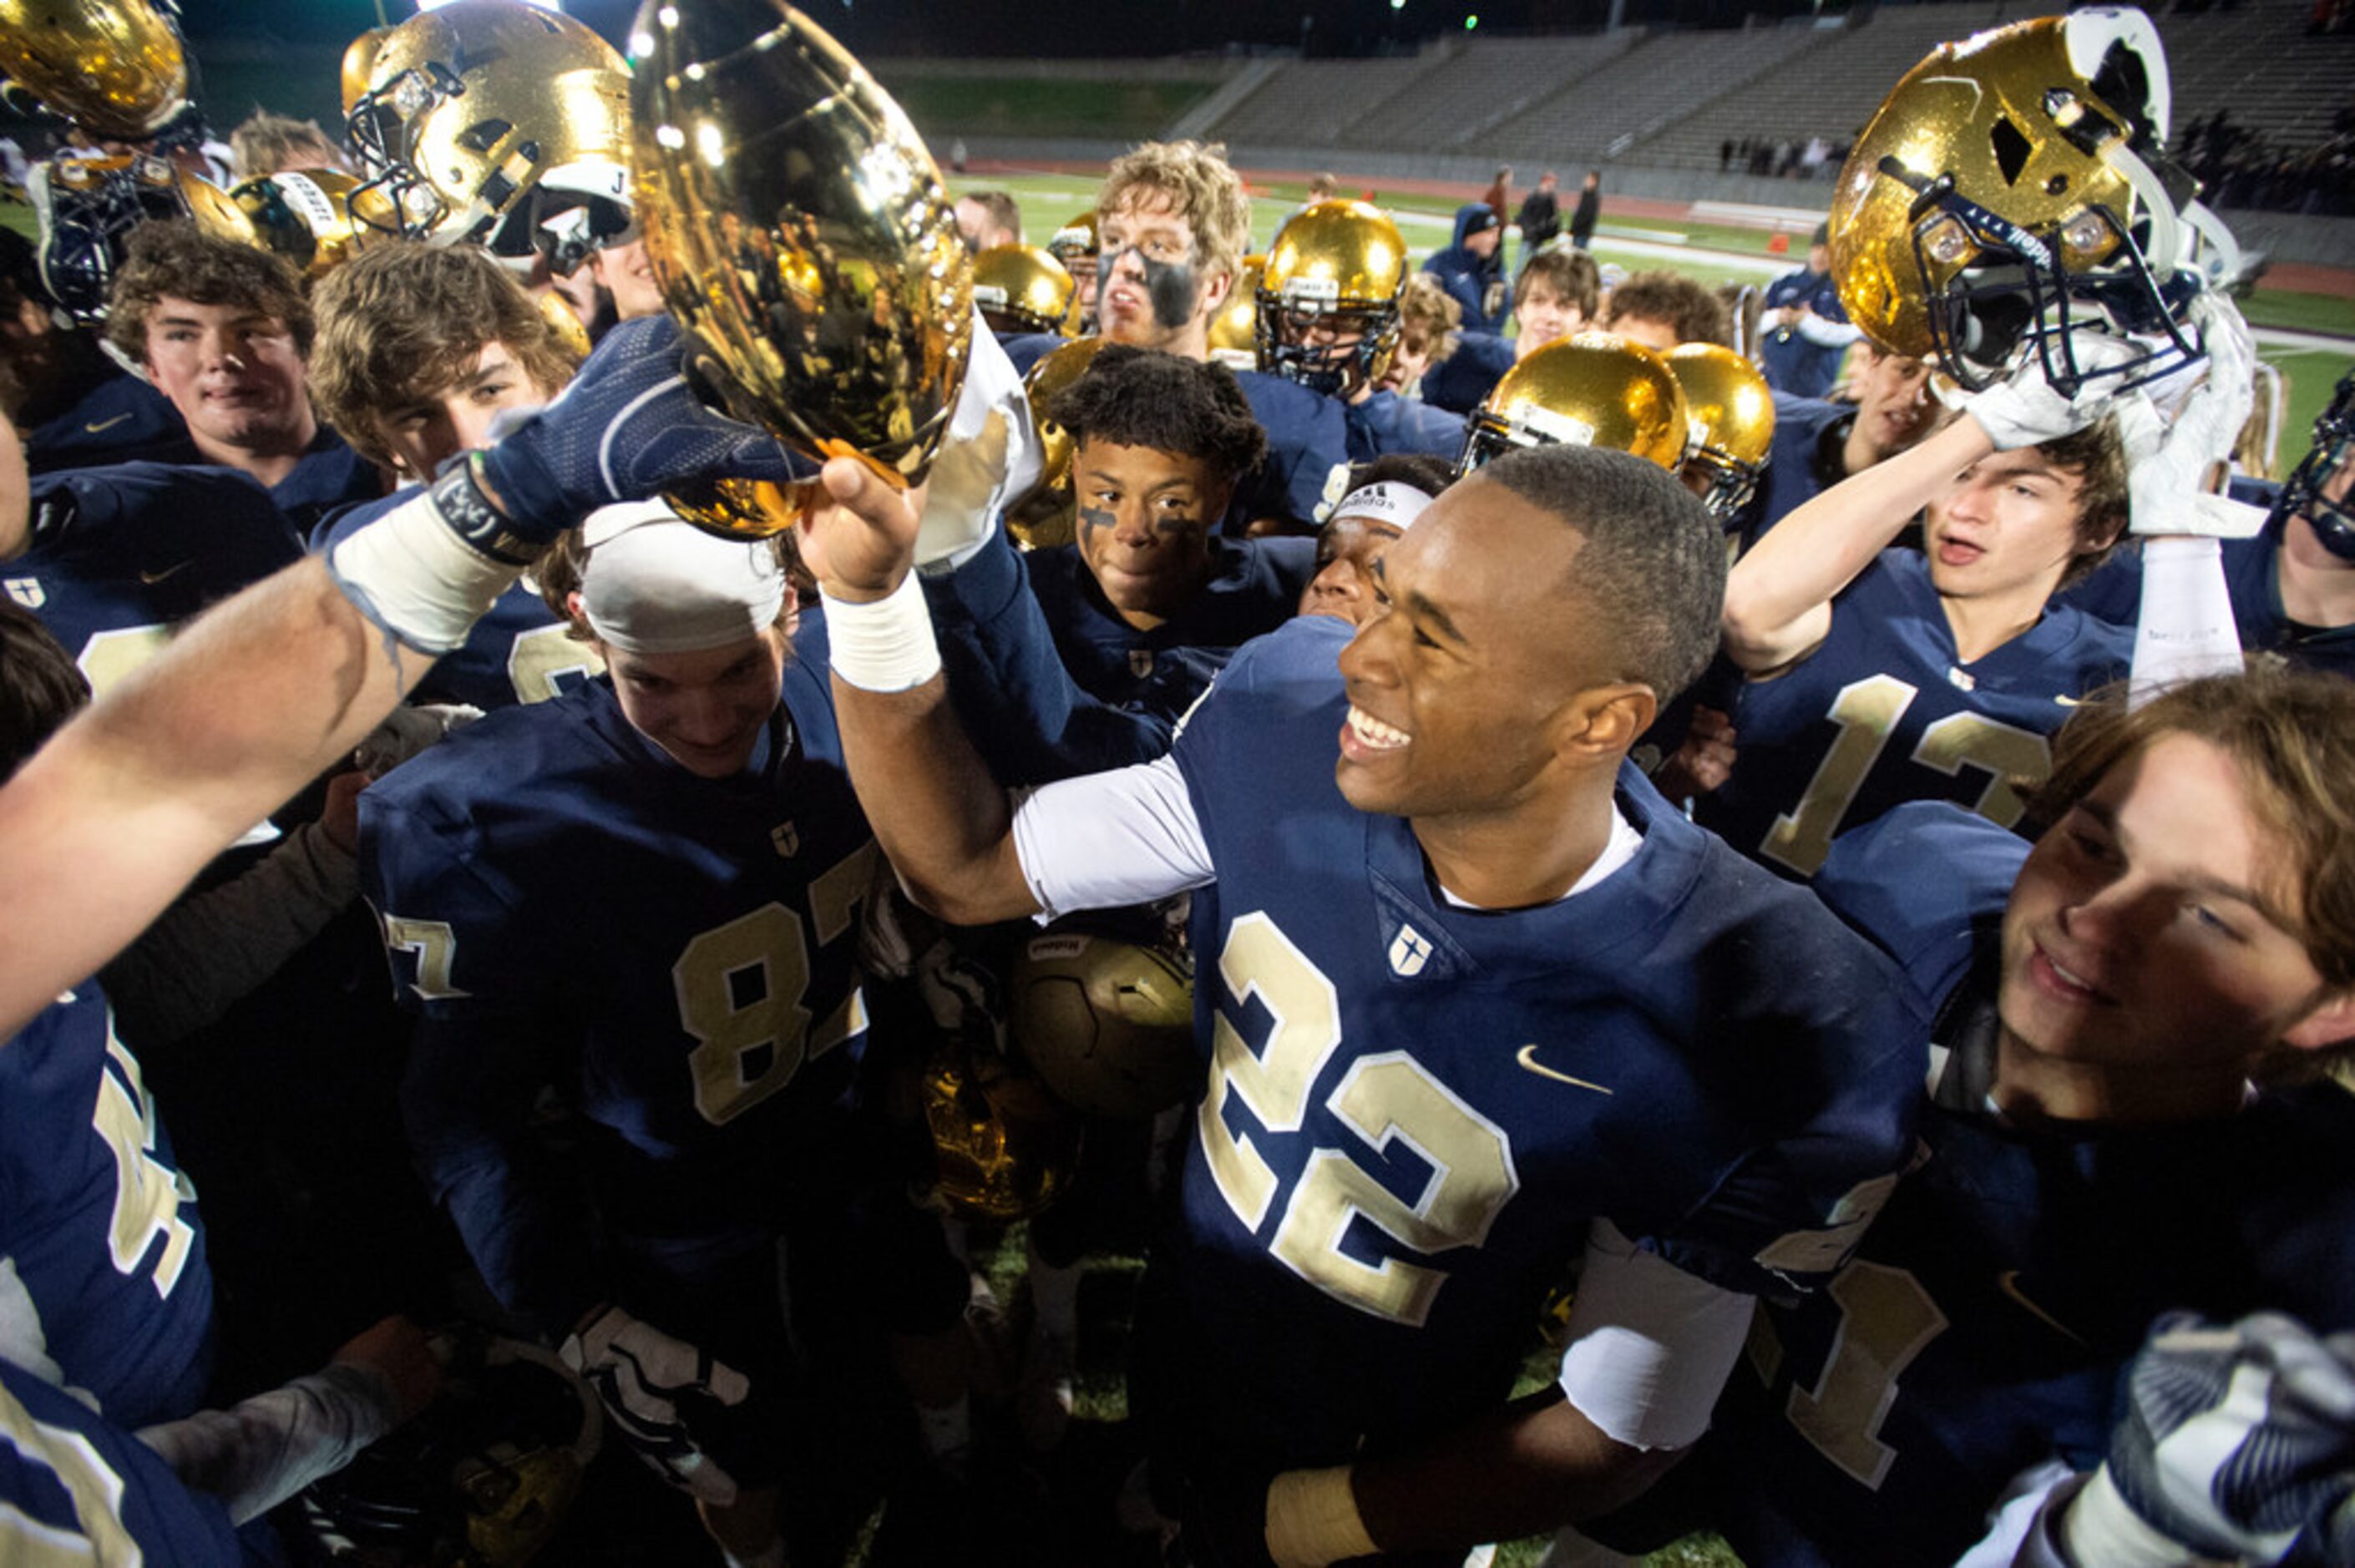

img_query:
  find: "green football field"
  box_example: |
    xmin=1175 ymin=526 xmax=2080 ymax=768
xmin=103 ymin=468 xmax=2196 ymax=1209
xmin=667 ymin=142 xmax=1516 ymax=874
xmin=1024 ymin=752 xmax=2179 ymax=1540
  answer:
xmin=956 ymin=168 xmax=2355 ymax=462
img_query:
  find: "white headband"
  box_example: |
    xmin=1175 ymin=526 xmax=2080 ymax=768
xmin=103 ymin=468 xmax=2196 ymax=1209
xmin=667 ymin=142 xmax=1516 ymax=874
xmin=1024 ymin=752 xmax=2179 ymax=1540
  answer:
xmin=579 ymin=501 xmax=787 ymax=655
xmin=1331 ymin=481 xmax=1436 ymax=531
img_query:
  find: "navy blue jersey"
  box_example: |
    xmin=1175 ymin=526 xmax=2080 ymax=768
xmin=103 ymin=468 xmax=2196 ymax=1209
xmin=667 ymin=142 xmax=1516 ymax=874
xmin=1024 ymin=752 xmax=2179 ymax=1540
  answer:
xmin=362 ymin=627 xmax=877 ymax=1325
xmin=0 ymin=982 xmax=212 ymax=1429
xmin=1696 ymin=805 xmax=2355 ymax=1567
xmin=24 ymin=372 xmax=197 ymax=475
xmin=1737 ymin=392 xmax=1855 ymax=547
xmin=1152 ymin=616 xmax=1922 ymax=1464
xmin=1699 ymin=549 xmax=2129 ymax=878
xmin=0 ymin=1356 xmax=251 ymax=1562
xmin=1758 ymin=269 xmax=1852 ymax=400
xmin=3 ymin=461 xmax=301 ymax=700
xmin=1421 ymin=207 xmax=1509 ymax=335
xmin=267 ymin=428 xmax=382 ymax=538
xmin=311 ymin=497 xmax=601 ymax=709
xmin=1024 ymin=534 xmax=1314 ymax=712
xmin=1344 ymin=388 xmax=1466 ymax=464
xmin=921 ymin=525 xmax=1178 ymax=781
xmin=1418 ymin=331 xmax=1516 ymax=417
xmin=1234 ymin=370 xmax=1353 ymax=528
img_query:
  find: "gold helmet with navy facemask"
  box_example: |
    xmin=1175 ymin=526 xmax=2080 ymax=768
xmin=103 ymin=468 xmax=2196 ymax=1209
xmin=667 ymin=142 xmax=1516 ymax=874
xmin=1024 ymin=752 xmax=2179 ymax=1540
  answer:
xmin=0 ymin=0 xmax=188 ymax=140
xmin=1255 ymin=200 xmax=1407 ymax=399
xmin=1831 ymin=8 xmax=2237 ymax=400
xmin=25 ymin=151 xmax=226 ymax=324
xmin=1666 ymin=342 xmax=1776 ymax=522
xmin=2273 ymin=367 xmax=2355 ymax=563
xmin=972 ymin=244 xmax=1078 ymax=338
xmin=206 ymin=169 xmax=383 ymax=282
xmin=1005 ymin=333 xmax=1106 ymax=549
xmin=1460 ymin=333 xmax=1691 ymax=476
xmin=345 ymin=0 xmax=631 ymax=248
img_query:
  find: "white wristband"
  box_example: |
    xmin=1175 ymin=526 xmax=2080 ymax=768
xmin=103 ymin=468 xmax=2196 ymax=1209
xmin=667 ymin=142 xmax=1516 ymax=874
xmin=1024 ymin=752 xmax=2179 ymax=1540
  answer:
xmin=2057 ymin=1464 xmax=2197 ymax=1568
xmin=326 ymin=490 xmax=527 ymax=655
xmin=821 ymin=572 xmax=943 ymax=693
xmin=1264 ymin=1464 xmax=1378 ymax=1568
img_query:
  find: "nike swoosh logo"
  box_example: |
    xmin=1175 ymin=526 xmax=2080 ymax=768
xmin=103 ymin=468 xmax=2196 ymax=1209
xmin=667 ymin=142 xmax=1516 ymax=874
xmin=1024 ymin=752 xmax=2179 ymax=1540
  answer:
xmin=1997 ymin=1270 xmax=2088 ymax=1346
xmin=139 ymin=562 xmax=192 ymax=585
xmin=84 ymin=412 xmax=133 ymax=434
xmin=2054 ymin=695 xmax=2084 ymax=707
xmin=1516 ymin=1044 xmax=1613 ymax=1095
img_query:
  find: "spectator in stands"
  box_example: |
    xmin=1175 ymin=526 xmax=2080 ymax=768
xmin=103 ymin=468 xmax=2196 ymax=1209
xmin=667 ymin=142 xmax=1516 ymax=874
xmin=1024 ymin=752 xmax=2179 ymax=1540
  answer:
xmin=1421 ymin=204 xmax=1507 ymax=336
xmin=954 ymin=190 xmax=1023 ymax=253
xmin=1760 ymin=220 xmax=1861 ymax=399
xmin=226 ymin=110 xmax=347 ymax=182
xmin=1516 ymin=170 xmax=1562 ymax=258
xmin=1601 ymin=269 xmax=1733 ymax=352
xmin=1569 ymin=169 xmax=1603 ymax=250
xmin=1373 ymin=274 xmax=1461 ymax=402
xmin=102 ymin=222 xmax=379 ymax=534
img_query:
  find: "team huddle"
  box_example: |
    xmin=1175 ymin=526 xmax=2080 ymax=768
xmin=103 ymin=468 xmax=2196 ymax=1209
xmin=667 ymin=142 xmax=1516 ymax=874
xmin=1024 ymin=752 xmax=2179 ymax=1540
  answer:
xmin=0 ymin=1 xmax=2352 ymax=1565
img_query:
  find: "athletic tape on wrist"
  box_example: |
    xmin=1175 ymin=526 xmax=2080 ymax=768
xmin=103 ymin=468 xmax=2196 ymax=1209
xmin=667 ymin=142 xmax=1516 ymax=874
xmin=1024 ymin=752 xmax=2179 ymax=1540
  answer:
xmin=326 ymin=488 xmax=528 ymax=656
xmin=431 ymin=455 xmax=550 ymax=567
xmin=1263 ymin=1465 xmax=1377 ymax=1568
xmin=822 ymin=573 xmax=943 ymax=693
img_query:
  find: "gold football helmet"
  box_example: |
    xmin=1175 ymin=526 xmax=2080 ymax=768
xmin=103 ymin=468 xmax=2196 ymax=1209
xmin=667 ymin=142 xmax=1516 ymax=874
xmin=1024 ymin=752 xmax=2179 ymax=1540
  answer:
xmin=1256 ymin=200 xmax=1407 ymax=398
xmin=921 ymin=1039 xmax=1081 ymax=1221
xmin=209 ymin=169 xmax=380 ymax=281
xmin=1832 ymin=8 xmax=2233 ymax=397
xmin=1461 ymin=333 xmax=1691 ymax=475
xmin=0 ymin=0 xmax=186 ymax=139
xmin=1666 ymin=343 xmax=1775 ymax=521
xmin=1207 ymin=255 xmax=1261 ymax=372
xmin=1046 ymin=209 xmax=1098 ymax=272
xmin=341 ymin=25 xmax=390 ymax=115
xmin=972 ymin=244 xmax=1077 ymax=338
xmin=1010 ymin=930 xmax=1196 ymax=1120
xmin=345 ymin=0 xmax=631 ymax=246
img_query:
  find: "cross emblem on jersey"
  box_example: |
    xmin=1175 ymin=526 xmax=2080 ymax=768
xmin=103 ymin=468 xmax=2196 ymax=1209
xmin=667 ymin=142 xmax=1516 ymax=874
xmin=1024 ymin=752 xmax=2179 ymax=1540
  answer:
xmin=771 ymin=821 xmax=799 ymax=858
xmin=4 ymin=578 xmax=43 ymax=609
xmin=1388 ymin=923 xmax=1432 ymax=978
xmin=1128 ymin=649 xmax=1156 ymax=679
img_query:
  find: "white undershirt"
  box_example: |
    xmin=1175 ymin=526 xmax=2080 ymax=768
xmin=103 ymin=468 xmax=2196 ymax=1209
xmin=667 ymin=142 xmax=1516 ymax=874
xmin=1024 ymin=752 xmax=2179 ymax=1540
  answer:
xmin=1012 ymin=765 xmax=1743 ymax=1445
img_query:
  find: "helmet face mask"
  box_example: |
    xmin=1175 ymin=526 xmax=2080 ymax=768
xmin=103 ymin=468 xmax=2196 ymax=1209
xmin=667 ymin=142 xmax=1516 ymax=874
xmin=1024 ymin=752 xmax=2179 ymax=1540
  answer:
xmin=28 ymin=154 xmax=190 ymax=325
xmin=1254 ymin=200 xmax=1406 ymax=400
xmin=2273 ymin=370 xmax=2355 ymax=561
xmin=1833 ymin=8 xmax=2231 ymax=400
xmin=344 ymin=2 xmax=631 ymax=247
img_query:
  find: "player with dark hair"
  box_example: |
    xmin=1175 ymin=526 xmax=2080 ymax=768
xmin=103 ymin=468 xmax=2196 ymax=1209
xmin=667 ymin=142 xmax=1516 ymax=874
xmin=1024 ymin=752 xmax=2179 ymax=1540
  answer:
xmin=0 ymin=229 xmax=191 ymax=473
xmin=101 ymin=221 xmax=379 ymax=533
xmin=1704 ymin=361 xmax=2134 ymax=878
xmin=1573 ymin=665 xmax=2355 ymax=1568
xmin=1422 ymin=249 xmax=1600 ymax=417
xmin=954 ymin=188 xmax=1024 ymax=253
xmin=1299 ymin=453 xmax=1455 ymax=626
xmin=1600 ymin=269 xmax=1733 ymax=352
xmin=798 ymin=434 xmax=1922 ymax=1565
xmin=1740 ymin=337 xmax=1942 ymax=542
xmin=1027 ymin=343 xmax=1306 ymax=711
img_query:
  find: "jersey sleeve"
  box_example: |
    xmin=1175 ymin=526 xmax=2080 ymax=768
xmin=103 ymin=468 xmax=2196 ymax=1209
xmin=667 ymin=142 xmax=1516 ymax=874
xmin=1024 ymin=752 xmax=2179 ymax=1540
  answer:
xmin=1816 ymin=801 xmax=2026 ymax=1016
xmin=357 ymin=781 xmax=540 ymax=1019
xmin=1010 ymin=756 xmax=1213 ymax=920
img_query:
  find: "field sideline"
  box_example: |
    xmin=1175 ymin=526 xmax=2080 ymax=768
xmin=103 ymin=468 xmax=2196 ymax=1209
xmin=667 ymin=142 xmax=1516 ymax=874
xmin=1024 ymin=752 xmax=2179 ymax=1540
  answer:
xmin=955 ymin=166 xmax=2355 ymax=458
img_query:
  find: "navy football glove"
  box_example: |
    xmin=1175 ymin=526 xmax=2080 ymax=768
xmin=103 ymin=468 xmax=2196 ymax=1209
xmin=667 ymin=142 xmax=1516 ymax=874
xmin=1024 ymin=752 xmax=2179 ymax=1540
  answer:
xmin=2066 ymin=1311 xmax=2355 ymax=1567
xmin=474 ymin=316 xmax=803 ymax=546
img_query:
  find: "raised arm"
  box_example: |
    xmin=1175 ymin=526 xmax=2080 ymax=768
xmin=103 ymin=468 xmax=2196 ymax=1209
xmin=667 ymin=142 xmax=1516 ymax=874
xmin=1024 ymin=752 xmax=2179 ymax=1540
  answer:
xmin=803 ymin=454 xmax=1043 ymax=927
xmin=1722 ymin=354 xmax=2118 ymax=675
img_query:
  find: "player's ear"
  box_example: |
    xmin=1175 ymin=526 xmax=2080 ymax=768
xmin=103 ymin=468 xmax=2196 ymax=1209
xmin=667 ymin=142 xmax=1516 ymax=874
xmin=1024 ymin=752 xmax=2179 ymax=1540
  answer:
xmin=1198 ymin=263 xmax=1233 ymax=316
xmin=1552 ymin=681 xmax=1655 ymax=763
xmin=2282 ymin=989 xmax=2355 ymax=1053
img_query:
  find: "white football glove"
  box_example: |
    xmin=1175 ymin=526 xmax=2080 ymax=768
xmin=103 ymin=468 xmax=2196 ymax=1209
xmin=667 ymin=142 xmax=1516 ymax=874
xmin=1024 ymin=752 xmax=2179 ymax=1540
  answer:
xmin=560 ymin=1304 xmax=752 ymax=1505
xmin=1963 ymin=334 xmax=2137 ymax=450
xmin=2063 ymin=1311 xmax=2355 ymax=1567
xmin=913 ymin=312 xmax=1041 ymax=572
xmin=2125 ymin=293 xmax=2265 ymax=539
